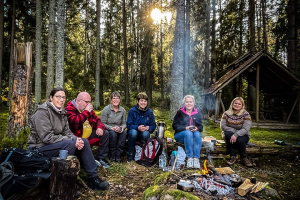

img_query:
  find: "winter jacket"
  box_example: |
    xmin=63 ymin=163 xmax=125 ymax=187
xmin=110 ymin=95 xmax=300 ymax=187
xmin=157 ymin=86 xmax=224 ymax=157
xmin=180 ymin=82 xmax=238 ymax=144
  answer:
xmin=27 ymin=100 xmax=74 ymax=149
xmin=172 ymin=107 xmax=203 ymax=134
xmin=126 ymin=104 xmax=156 ymax=133
xmin=65 ymin=99 xmax=105 ymax=137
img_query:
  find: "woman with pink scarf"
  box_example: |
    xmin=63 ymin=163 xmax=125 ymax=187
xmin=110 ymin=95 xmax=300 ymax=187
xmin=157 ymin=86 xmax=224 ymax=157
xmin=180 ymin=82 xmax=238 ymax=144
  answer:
xmin=172 ymin=95 xmax=203 ymax=169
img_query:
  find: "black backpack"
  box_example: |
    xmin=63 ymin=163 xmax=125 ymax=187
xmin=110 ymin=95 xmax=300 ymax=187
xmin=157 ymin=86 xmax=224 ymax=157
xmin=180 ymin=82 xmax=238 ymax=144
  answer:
xmin=0 ymin=148 xmax=51 ymax=175
xmin=136 ymin=136 xmax=163 ymax=167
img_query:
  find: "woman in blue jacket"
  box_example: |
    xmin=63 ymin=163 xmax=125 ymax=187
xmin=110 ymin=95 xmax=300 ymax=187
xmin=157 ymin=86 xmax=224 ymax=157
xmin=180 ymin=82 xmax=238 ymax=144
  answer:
xmin=172 ymin=95 xmax=203 ymax=169
xmin=127 ymin=92 xmax=156 ymax=162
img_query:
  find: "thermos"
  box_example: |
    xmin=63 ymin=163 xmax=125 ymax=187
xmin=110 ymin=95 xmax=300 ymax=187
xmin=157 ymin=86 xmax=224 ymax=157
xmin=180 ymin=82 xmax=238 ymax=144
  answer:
xmin=156 ymin=121 xmax=167 ymax=139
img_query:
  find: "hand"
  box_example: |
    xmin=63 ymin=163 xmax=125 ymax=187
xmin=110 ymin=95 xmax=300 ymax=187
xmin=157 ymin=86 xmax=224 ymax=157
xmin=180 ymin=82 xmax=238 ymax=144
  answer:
xmin=84 ymin=103 xmax=93 ymax=113
xmin=230 ymin=135 xmax=237 ymax=144
xmin=144 ymin=126 xmax=149 ymax=131
xmin=96 ymin=128 xmax=103 ymax=136
xmin=191 ymin=127 xmax=198 ymax=132
xmin=75 ymin=137 xmax=84 ymax=150
xmin=138 ymin=125 xmax=146 ymax=132
xmin=112 ymin=126 xmax=119 ymax=132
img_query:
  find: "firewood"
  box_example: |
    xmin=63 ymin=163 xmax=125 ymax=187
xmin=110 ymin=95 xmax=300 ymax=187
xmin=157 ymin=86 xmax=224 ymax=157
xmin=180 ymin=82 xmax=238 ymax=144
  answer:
xmin=250 ymin=182 xmax=261 ymax=193
xmin=238 ymin=179 xmax=255 ymax=196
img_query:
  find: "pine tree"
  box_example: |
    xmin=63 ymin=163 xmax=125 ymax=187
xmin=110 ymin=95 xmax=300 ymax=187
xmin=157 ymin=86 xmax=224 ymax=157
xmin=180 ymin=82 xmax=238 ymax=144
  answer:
xmin=35 ymin=0 xmax=42 ymax=106
xmin=94 ymin=0 xmax=101 ymax=109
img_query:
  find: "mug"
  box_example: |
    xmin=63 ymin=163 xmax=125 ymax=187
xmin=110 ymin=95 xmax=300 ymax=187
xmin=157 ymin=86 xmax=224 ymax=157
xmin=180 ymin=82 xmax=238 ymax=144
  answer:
xmin=59 ymin=150 xmax=68 ymax=159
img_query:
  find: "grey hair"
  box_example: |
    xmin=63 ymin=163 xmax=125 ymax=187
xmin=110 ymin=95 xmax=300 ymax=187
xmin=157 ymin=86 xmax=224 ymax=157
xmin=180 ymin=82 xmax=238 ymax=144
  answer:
xmin=182 ymin=95 xmax=195 ymax=106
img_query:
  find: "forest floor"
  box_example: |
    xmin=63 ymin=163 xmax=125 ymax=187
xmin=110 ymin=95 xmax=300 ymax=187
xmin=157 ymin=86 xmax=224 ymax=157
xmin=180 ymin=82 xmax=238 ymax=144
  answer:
xmin=1 ymin=107 xmax=300 ymax=199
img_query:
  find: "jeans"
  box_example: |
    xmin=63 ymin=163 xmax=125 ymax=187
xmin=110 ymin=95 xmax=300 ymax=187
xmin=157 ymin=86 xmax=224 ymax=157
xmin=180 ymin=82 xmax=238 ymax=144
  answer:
xmin=174 ymin=130 xmax=202 ymax=158
xmin=223 ymin=131 xmax=249 ymax=158
xmin=39 ymin=138 xmax=98 ymax=178
xmin=108 ymin=130 xmax=127 ymax=157
xmin=89 ymin=129 xmax=110 ymax=160
xmin=127 ymin=129 xmax=150 ymax=158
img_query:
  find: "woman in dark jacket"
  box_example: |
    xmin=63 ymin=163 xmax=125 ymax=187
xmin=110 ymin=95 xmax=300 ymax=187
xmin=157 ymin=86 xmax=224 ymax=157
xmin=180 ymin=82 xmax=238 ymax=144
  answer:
xmin=172 ymin=95 xmax=203 ymax=169
xmin=27 ymin=87 xmax=109 ymax=191
xmin=126 ymin=92 xmax=156 ymax=162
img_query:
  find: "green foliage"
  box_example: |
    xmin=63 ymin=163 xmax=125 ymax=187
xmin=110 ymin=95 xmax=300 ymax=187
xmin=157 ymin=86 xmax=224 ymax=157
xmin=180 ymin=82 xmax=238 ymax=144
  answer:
xmin=106 ymin=163 xmax=128 ymax=177
xmin=154 ymin=172 xmax=171 ymax=185
xmin=0 ymin=128 xmax=31 ymax=151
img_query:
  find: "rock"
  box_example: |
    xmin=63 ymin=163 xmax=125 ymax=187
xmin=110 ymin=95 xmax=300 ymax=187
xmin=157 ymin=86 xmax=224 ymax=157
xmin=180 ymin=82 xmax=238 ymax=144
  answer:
xmin=147 ymin=196 xmax=159 ymax=200
xmin=163 ymin=194 xmax=174 ymax=200
xmin=263 ymin=188 xmax=281 ymax=199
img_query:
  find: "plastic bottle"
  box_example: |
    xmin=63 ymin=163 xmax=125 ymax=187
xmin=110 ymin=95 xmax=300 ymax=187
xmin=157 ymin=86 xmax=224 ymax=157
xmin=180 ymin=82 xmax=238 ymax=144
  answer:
xmin=159 ymin=150 xmax=166 ymax=169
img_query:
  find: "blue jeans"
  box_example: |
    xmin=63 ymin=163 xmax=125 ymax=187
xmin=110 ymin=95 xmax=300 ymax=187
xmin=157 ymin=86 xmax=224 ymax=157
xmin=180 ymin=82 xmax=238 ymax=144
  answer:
xmin=174 ymin=130 xmax=202 ymax=158
xmin=127 ymin=129 xmax=150 ymax=158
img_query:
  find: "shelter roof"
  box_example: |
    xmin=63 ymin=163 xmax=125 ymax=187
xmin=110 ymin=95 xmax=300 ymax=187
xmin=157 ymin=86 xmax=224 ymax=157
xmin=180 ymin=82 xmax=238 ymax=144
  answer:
xmin=203 ymin=51 xmax=300 ymax=95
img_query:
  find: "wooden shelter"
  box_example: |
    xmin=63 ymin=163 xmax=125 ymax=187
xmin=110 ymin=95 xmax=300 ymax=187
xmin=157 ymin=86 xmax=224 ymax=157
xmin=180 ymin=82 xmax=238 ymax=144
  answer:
xmin=202 ymin=51 xmax=300 ymax=129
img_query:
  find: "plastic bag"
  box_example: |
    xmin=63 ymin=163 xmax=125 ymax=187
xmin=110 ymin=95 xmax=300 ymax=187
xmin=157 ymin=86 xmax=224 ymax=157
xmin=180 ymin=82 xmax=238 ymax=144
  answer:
xmin=134 ymin=145 xmax=142 ymax=161
xmin=176 ymin=146 xmax=186 ymax=166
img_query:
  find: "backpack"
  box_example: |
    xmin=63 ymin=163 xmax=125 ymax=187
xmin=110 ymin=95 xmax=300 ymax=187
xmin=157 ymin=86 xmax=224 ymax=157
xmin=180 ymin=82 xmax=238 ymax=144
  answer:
xmin=0 ymin=148 xmax=51 ymax=175
xmin=136 ymin=136 xmax=163 ymax=167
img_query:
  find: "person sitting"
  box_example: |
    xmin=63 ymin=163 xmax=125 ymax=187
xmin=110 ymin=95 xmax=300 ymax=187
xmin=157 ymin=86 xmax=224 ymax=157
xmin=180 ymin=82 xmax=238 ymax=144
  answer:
xmin=27 ymin=87 xmax=109 ymax=190
xmin=221 ymin=97 xmax=253 ymax=167
xmin=172 ymin=95 xmax=203 ymax=169
xmin=100 ymin=91 xmax=127 ymax=163
xmin=126 ymin=92 xmax=156 ymax=162
xmin=65 ymin=92 xmax=111 ymax=168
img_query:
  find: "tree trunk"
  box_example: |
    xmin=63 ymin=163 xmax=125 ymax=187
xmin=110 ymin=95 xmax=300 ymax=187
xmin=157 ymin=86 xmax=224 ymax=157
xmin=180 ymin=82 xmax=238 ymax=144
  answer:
xmin=94 ymin=0 xmax=101 ymax=109
xmin=160 ymin=0 xmax=164 ymax=101
xmin=0 ymin=0 xmax=3 ymax=106
xmin=262 ymin=0 xmax=268 ymax=52
xmin=204 ymin=0 xmax=211 ymax=88
xmin=56 ymin=0 xmax=65 ymax=88
xmin=46 ymin=0 xmax=55 ymax=98
xmin=8 ymin=0 xmax=16 ymax=108
xmin=238 ymin=0 xmax=244 ymax=55
xmin=249 ymin=0 xmax=255 ymax=52
xmin=50 ymin=157 xmax=80 ymax=200
xmin=211 ymin=0 xmax=216 ymax=85
xmin=169 ymin=0 xmax=185 ymax=119
xmin=123 ymin=0 xmax=129 ymax=105
xmin=7 ymin=42 xmax=33 ymax=138
xmin=35 ymin=0 xmax=42 ymax=107
xmin=287 ymin=0 xmax=296 ymax=72
xmin=184 ymin=0 xmax=190 ymax=95
xmin=84 ymin=0 xmax=89 ymax=74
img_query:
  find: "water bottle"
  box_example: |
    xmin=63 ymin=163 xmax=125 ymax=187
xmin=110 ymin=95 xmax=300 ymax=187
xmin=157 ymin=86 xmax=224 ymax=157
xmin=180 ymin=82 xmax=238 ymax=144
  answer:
xmin=159 ymin=150 xmax=166 ymax=169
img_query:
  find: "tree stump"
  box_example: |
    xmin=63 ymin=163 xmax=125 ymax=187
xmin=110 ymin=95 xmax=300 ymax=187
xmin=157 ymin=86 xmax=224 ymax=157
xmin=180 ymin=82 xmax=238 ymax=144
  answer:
xmin=50 ymin=156 xmax=80 ymax=200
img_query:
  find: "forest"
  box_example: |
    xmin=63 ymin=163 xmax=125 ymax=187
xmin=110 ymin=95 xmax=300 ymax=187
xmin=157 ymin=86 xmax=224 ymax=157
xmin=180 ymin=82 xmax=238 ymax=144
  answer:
xmin=0 ymin=0 xmax=300 ymax=199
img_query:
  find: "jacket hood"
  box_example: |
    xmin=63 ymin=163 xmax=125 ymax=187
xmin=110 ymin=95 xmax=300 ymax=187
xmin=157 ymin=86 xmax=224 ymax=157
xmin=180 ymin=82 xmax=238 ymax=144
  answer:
xmin=180 ymin=106 xmax=198 ymax=116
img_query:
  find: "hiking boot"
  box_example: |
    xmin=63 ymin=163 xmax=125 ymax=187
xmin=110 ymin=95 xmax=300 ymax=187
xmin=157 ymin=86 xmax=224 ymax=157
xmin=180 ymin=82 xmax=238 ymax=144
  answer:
xmin=115 ymin=155 xmax=121 ymax=163
xmin=240 ymin=157 xmax=253 ymax=167
xmin=97 ymin=158 xmax=111 ymax=168
xmin=95 ymin=159 xmax=102 ymax=167
xmin=88 ymin=176 xmax=109 ymax=190
xmin=226 ymin=156 xmax=237 ymax=166
xmin=187 ymin=158 xmax=194 ymax=168
xmin=193 ymin=158 xmax=200 ymax=169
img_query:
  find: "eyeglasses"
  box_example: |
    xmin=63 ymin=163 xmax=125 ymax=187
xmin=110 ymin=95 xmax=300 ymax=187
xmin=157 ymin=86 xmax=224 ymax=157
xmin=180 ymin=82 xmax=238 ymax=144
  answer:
xmin=80 ymin=99 xmax=91 ymax=104
xmin=55 ymin=96 xmax=66 ymax=100
xmin=112 ymin=97 xmax=120 ymax=100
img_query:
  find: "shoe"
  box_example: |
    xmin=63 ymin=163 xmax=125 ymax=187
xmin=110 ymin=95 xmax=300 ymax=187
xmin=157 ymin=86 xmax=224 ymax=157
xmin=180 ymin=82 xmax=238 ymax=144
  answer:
xmin=240 ymin=157 xmax=253 ymax=167
xmin=226 ymin=156 xmax=237 ymax=166
xmin=98 ymin=158 xmax=111 ymax=168
xmin=95 ymin=159 xmax=102 ymax=167
xmin=109 ymin=154 xmax=116 ymax=162
xmin=115 ymin=155 xmax=121 ymax=163
xmin=88 ymin=176 xmax=109 ymax=190
xmin=193 ymin=158 xmax=200 ymax=169
xmin=127 ymin=155 xmax=134 ymax=163
xmin=187 ymin=158 xmax=194 ymax=168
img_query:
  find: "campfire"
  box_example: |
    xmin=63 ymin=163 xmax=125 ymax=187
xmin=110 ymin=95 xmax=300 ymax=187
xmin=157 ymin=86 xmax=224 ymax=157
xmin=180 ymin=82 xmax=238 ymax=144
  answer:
xmin=201 ymin=159 xmax=209 ymax=175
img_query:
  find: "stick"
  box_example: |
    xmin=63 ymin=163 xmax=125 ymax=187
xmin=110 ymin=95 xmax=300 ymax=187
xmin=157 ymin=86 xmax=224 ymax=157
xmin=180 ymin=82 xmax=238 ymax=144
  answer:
xmin=172 ymin=154 xmax=178 ymax=172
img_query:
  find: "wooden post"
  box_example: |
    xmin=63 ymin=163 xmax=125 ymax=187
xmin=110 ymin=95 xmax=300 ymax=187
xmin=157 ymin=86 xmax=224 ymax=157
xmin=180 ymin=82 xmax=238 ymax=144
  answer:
xmin=286 ymin=94 xmax=300 ymax=124
xmin=233 ymin=78 xmax=237 ymax=98
xmin=247 ymin=80 xmax=251 ymax=111
xmin=50 ymin=156 xmax=80 ymax=200
xmin=256 ymin=63 xmax=260 ymax=122
xmin=7 ymin=42 xmax=33 ymax=137
xmin=214 ymin=93 xmax=220 ymax=121
xmin=239 ymin=75 xmax=243 ymax=97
